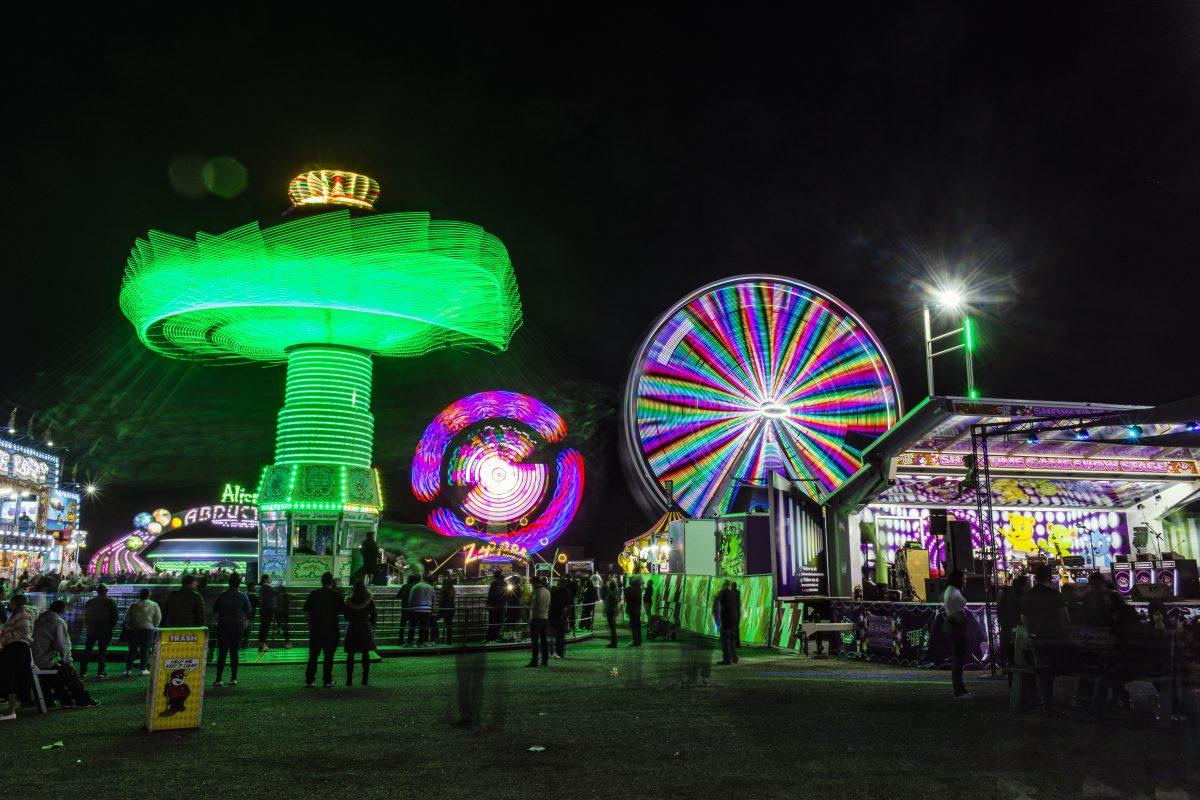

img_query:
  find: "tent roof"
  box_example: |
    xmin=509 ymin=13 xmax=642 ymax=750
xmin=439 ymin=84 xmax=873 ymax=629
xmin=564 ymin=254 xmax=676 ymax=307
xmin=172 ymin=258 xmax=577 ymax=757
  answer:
xmin=827 ymin=395 xmax=1200 ymax=515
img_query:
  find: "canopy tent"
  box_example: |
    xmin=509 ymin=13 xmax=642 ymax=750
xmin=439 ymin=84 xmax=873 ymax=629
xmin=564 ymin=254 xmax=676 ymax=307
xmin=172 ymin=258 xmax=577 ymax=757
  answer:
xmin=620 ymin=508 xmax=688 ymax=573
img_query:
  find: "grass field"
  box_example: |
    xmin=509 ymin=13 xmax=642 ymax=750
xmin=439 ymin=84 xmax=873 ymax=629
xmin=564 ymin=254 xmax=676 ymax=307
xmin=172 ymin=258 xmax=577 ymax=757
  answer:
xmin=2 ymin=627 xmax=1196 ymax=799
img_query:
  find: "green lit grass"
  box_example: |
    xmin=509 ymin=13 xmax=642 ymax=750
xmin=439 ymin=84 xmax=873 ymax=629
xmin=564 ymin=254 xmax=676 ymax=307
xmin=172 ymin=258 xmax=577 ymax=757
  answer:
xmin=0 ymin=628 xmax=1195 ymax=799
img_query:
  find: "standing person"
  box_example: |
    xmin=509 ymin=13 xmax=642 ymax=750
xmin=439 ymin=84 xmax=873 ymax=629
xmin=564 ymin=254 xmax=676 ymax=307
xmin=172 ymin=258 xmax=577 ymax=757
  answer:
xmin=32 ymin=600 xmax=99 ymax=708
xmin=1021 ymin=564 xmax=1074 ymax=716
xmin=275 ymin=584 xmax=292 ymax=647
xmin=80 ymin=583 xmax=118 ymax=678
xmin=396 ymin=574 xmax=418 ymax=646
xmin=257 ymin=574 xmax=278 ymax=653
xmin=0 ymin=594 xmax=37 ymax=721
xmin=549 ymin=578 xmax=571 ymax=659
xmin=643 ymin=579 xmax=655 ymax=617
xmin=624 ymin=577 xmax=644 ymax=647
xmin=717 ymin=580 xmax=741 ymax=665
xmin=304 ymin=572 xmax=346 ymax=688
xmin=526 ymin=577 xmax=551 ymax=668
xmin=409 ymin=574 xmax=436 ymax=646
xmin=343 ymin=580 xmax=377 ymax=686
xmin=438 ymin=576 xmax=457 ymax=645
xmin=943 ymin=570 xmax=971 ymax=699
xmin=359 ymin=531 xmax=381 ymax=585
xmin=579 ymin=577 xmax=598 ymax=631
xmin=163 ymin=574 xmax=206 ymax=628
xmin=996 ymin=573 xmax=1029 ymax=672
xmin=485 ymin=570 xmax=506 ymax=643
xmin=124 ymin=588 xmax=161 ymax=676
xmin=602 ymin=578 xmax=620 ymax=648
xmin=212 ymin=574 xmax=251 ymax=687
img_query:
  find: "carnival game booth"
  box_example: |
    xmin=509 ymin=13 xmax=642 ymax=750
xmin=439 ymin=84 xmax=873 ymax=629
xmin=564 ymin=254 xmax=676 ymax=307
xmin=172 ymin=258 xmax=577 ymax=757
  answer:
xmin=0 ymin=436 xmax=85 ymax=578
xmin=808 ymin=395 xmax=1200 ymax=668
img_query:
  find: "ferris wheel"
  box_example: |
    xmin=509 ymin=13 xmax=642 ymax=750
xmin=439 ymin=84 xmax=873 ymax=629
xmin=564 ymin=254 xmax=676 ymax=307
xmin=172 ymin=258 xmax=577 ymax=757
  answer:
xmin=622 ymin=275 xmax=902 ymax=517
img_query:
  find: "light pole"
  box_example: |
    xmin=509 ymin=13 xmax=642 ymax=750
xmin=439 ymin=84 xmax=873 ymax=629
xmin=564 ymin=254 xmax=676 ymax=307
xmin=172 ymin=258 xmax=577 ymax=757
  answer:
xmin=922 ymin=288 xmax=977 ymax=398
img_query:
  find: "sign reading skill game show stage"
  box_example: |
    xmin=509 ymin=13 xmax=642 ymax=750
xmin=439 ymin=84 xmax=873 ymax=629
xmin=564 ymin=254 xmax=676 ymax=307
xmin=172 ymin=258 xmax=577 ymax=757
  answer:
xmin=144 ymin=628 xmax=208 ymax=732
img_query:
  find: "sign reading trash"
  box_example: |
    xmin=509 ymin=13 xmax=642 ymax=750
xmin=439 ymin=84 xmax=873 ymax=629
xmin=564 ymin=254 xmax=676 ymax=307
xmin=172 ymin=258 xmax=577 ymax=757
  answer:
xmin=144 ymin=628 xmax=208 ymax=732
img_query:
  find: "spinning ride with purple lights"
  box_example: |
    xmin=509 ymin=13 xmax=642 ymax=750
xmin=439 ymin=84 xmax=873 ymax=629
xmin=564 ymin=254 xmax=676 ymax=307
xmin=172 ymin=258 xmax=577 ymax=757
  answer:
xmin=622 ymin=275 xmax=902 ymax=517
xmin=119 ymin=169 xmax=522 ymax=583
xmin=412 ymin=391 xmax=584 ymax=556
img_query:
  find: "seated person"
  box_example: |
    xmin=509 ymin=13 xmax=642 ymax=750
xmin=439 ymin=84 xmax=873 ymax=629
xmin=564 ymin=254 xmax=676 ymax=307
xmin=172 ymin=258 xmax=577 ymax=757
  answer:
xmin=31 ymin=600 xmax=99 ymax=709
xmin=1020 ymin=564 xmax=1075 ymax=715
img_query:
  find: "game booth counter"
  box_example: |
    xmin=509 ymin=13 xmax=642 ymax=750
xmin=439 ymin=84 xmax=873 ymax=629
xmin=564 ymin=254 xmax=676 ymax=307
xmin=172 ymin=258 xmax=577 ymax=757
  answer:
xmin=794 ymin=395 xmax=1200 ymax=668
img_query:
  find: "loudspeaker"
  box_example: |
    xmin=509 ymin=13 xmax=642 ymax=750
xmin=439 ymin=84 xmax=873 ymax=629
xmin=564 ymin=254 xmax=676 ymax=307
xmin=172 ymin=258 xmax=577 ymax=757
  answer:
xmin=963 ymin=574 xmax=987 ymax=602
xmin=1132 ymin=526 xmax=1150 ymax=549
xmin=929 ymin=509 xmax=948 ymax=538
xmin=1132 ymin=583 xmax=1173 ymax=601
xmin=944 ymin=520 xmax=973 ymax=576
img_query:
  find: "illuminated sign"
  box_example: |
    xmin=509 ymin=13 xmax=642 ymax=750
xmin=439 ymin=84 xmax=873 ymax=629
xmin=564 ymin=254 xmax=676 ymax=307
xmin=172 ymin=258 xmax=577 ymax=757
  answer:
xmin=898 ymin=451 xmax=1199 ymax=477
xmin=220 ymin=483 xmax=258 ymax=505
xmin=0 ymin=439 xmax=57 ymax=486
xmin=178 ymin=503 xmax=258 ymax=529
xmin=462 ymin=541 xmax=529 ymax=564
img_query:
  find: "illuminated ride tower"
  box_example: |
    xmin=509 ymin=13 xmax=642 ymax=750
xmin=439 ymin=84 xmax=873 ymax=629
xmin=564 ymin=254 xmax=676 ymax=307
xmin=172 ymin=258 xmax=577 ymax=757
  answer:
xmin=119 ymin=170 xmax=523 ymax=584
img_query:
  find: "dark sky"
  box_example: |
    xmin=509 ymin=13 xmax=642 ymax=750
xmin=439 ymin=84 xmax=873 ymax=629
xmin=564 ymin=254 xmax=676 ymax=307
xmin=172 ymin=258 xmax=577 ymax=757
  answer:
xmin=8 ymin=4 xmax=1199 ymax=557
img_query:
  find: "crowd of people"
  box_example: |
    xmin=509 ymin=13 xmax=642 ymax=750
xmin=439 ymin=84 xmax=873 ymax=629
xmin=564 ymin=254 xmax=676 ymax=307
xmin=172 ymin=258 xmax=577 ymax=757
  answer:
xmin=944 ymin=563 xmax=1186 ymax=719
xmin=0 ymin=565 xmax=690 ymax=714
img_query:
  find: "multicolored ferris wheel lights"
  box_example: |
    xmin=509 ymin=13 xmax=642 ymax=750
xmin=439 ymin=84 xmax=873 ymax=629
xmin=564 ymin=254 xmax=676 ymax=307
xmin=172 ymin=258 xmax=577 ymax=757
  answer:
xmin=623 ymin=275 xmax=902 ymax=517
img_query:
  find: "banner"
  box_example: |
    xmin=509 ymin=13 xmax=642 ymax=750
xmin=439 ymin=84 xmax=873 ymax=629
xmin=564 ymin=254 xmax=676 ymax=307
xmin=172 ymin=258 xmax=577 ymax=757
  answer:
xmin=828 ymin=601 xmax=995 ymax=669
xmin=145 ymin=627 xmax=208 ymax=732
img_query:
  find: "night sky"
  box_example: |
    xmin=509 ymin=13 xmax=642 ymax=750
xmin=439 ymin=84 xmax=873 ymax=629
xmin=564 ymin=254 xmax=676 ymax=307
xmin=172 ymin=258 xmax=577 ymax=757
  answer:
xmin=8 ymin=5 xmax=1199 ymax=557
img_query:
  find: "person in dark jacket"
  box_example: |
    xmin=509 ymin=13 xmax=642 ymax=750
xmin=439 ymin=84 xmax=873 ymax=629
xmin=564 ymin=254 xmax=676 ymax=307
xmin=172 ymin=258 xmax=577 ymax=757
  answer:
xmin=275 ymin=584 xmax=292 ymax=646
xmin=438 ymin=576 xmax=456 ymax=645
xmin=643 ymin=580 xmax=655 ymax=617
xmin=579 ymin=578 xmax=598 ymax=631
xmin=304 ymin=572 xmax=346 ymax=687
xmin=624 ymin=578 xmax=643 ymax=647
xmin=396 ymin=574 xmax=418 ymax=646
xmin=343 ymin=580 xmax=377 ymax=686
xmin=602 ymin=578 xmax=620 ymax=647
xmin=548 ymin=578 xmax=574 ymax=659
xmin=257 ymin=574 xmax=278 ymax=653
xmin=79 ymin=584 xmax=119 ymax=677
xmin=485 ymin=571 xmax=506 ymax=642
xmin=716 ymin=580 xmax=741 ymax=665
xmin=996 ymin=573 xmax=1028 ymax=671
xmin=213 ymin=574 xmax=252 ymax=686
xmin=359 ymin=531 xmax=381 ymax=585
xmin=163 ymin=575 xmax=207 ymax=628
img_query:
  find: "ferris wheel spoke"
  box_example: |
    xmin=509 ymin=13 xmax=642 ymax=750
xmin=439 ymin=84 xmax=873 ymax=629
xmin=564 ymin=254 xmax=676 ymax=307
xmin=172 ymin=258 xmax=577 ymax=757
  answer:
xmin=626 ymin=277 xmax=901 ymax=517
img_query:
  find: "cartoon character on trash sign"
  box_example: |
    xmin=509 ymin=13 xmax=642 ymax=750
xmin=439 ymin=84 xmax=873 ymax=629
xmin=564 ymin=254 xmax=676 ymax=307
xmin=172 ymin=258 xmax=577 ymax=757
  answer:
xmin=161 ymin=669 xmax=191 ymax=716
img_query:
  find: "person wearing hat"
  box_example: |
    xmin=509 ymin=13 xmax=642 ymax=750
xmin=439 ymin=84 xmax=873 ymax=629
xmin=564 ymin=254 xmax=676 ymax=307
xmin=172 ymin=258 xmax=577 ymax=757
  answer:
xmin=80 ymin=583 xmax=118 ymax=678
xmin=1020 ymin=563 xmax=1075 ymax=715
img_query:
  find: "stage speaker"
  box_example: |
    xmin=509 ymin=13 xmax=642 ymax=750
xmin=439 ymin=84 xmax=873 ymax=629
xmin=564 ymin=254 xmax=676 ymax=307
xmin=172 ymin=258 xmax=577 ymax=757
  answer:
xmin=1132 ymin=526 xmax=1150 ymax=549
xmin=929 ymin=509 xmax=948 ymax=538
xmin=963 ymin=574 xmax=987 ymax=602
xmin=1132 ymin=583 xmax=1173 ymax=601
xmin=944 ymin=520 xmax=974 ymax=575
